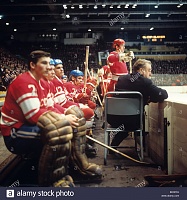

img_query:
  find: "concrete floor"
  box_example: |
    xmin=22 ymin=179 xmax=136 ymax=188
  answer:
xmin=77 ymin=112 xmax=165 ymax=187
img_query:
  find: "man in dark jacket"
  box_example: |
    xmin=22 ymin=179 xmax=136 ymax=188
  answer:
xmin=110 ymin=58 xmax=168 ymax=148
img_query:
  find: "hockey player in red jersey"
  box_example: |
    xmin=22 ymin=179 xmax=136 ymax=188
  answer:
xmin=97 ymin=65 xmax=111 ymax=100
xmin=0 ymin=51 xmax=102 ymax=187
xmin=62 ymin=75 xmax=68 ymax=83
xmin=64 ymin=69 xmax=98 ymax=157
xmin=63 ymin=69 xmax=85 ymax=102
xmin=107 ymin=38 xmax=134 ymax=91
xmin=40 ymin=58 xmax=66 ymax=114
xmin=52 ymin=59 xmax=94 ymax=120
xmin=64 ymin=70 xmax=97 ymax=110
xmin=51 ymin=59 xmax=74 ymax=106
xmin=42 ymin=59 xmax=97 ymax=157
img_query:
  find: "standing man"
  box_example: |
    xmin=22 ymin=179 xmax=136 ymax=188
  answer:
xmin=107 ymin=38 xmax=135 ymax=92
xmin=110 ymin=59 xmax=168 ymax=148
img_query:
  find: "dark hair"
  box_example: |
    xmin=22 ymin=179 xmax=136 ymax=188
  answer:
xmin=133 ymin=59 xmax=151 ymax=72
xmin=28 ymin=50 xmax=51 ymax=70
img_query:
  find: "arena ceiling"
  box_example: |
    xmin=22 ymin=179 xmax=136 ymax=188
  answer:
xmin=0 ymin=0 xmax=187 ymax=35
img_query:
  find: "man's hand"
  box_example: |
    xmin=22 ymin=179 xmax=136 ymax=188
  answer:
xmin=98 ymin=68 xmax=104 ymax=77
xmin=77 ymin=93 xmax=89 ymax=104
xmin=65 ymin=114 xmax=79 ymax=128
xmin=128 ymin=51 xmax=135 ymax=59
xmin=119 ymin=51 xmax=135 ymax=62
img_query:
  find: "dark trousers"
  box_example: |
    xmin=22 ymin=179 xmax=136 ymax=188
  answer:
xmin=3 ymin=124 xmax=43 ymax=156
xmin=108 ymin=114 xmax=145 ymax=147
xmin=111 ymin=131 xmax=129 ymax=146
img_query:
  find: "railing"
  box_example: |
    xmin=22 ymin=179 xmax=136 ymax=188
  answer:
xmin=151 ymin=74 xmax=187 ymax=86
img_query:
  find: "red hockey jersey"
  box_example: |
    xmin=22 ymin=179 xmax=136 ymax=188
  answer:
xmin=107 ymin=51 xmax=128 ymax=76
xmin=40 ymin=79 xmax=65 ymax=114
xmin=52 ymin=76 xmax=79 ymax=108
xmin=1 ymin=72 xmax=52 ymax=136
xmin=63 ymin=81 xmax=84 ymax=102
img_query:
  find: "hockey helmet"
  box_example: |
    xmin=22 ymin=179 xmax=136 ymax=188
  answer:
xmin=50 ymin=58 xmax=55 ymax=65
xmin=62 ymin=75 xmax=67 ymax=79
xmin=112 ymin=39 xmax=125 ymax=48
xmin=54 ymin=59 xmax=63 ymax=65
xmin=70 ymin=70 xmax=84 ymax=77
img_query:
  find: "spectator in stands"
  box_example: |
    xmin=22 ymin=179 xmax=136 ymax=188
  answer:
xmin=62 ymin=75 xmax=68 ymax=83
xmin=0 ymin=79 xmax=6 ymax=91
xmin=0 ymin=65 xmax=6 ymax=77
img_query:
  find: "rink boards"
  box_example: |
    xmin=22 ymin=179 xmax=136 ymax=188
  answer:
xmin=148 ymin=86 xmax=187 ymax=174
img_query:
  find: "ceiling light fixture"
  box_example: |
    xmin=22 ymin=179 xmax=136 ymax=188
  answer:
xmin=132 ymin=4 xmax=137 ymax=8
xmin=94 ymin=5 xmax=98 ymax=9
xmin=63 ymin=5 xmax=67 ymax=9
xmin=6 ymin=22 xmax=9 ymax=25
xmin=14 ymin=29 xmax=17 ymax=32
xmin=150 ymin=27 xmax=154 ymax=30
xmin=88 ymin=28 xmax=91 ymax=32
xmin=110 ymin=5 xmax=113 ymax=9
xmin=154 ymin=4 xmax=159 ymax=8
xmin=125 ymin=4 xmax=129 ymax=8
xmin=145 ymin=14 xmax=150 ymax=18
xmin=102 ymin=4 xmax=106 ymax=8
xmin=177 ymin=4 xmax=183 ymax=8
xmin=117 ymin=5 xmax=121 ymax=9
xmin=79 ymin=5 xmax=83 ymax=9
xmin=71 ymin=5 xmax=75 ymax=9
xmin=66 ymin=14 xmax=70 ymax=18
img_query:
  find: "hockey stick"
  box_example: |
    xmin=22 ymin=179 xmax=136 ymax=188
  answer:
xmin=86 ymin=135 xmax=161 ymax=168
xmin=95 ymin=88 xmax=103 ymax=107
xmin=129 ymin=57 xmax=132 ymax=73
xmin=84 ymin=46 xmax=89 ymax=93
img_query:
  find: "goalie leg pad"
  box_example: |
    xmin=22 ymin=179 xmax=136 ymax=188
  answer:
xmin=70 ymin=118 xmax=102 ymax=177
xmin=53 ymin=175 xmax=75 ymax=187
xmin=37 ymin=111 xmax=73 ymax=187
xmin=65 ymin=105 xmax=84 ymax=118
